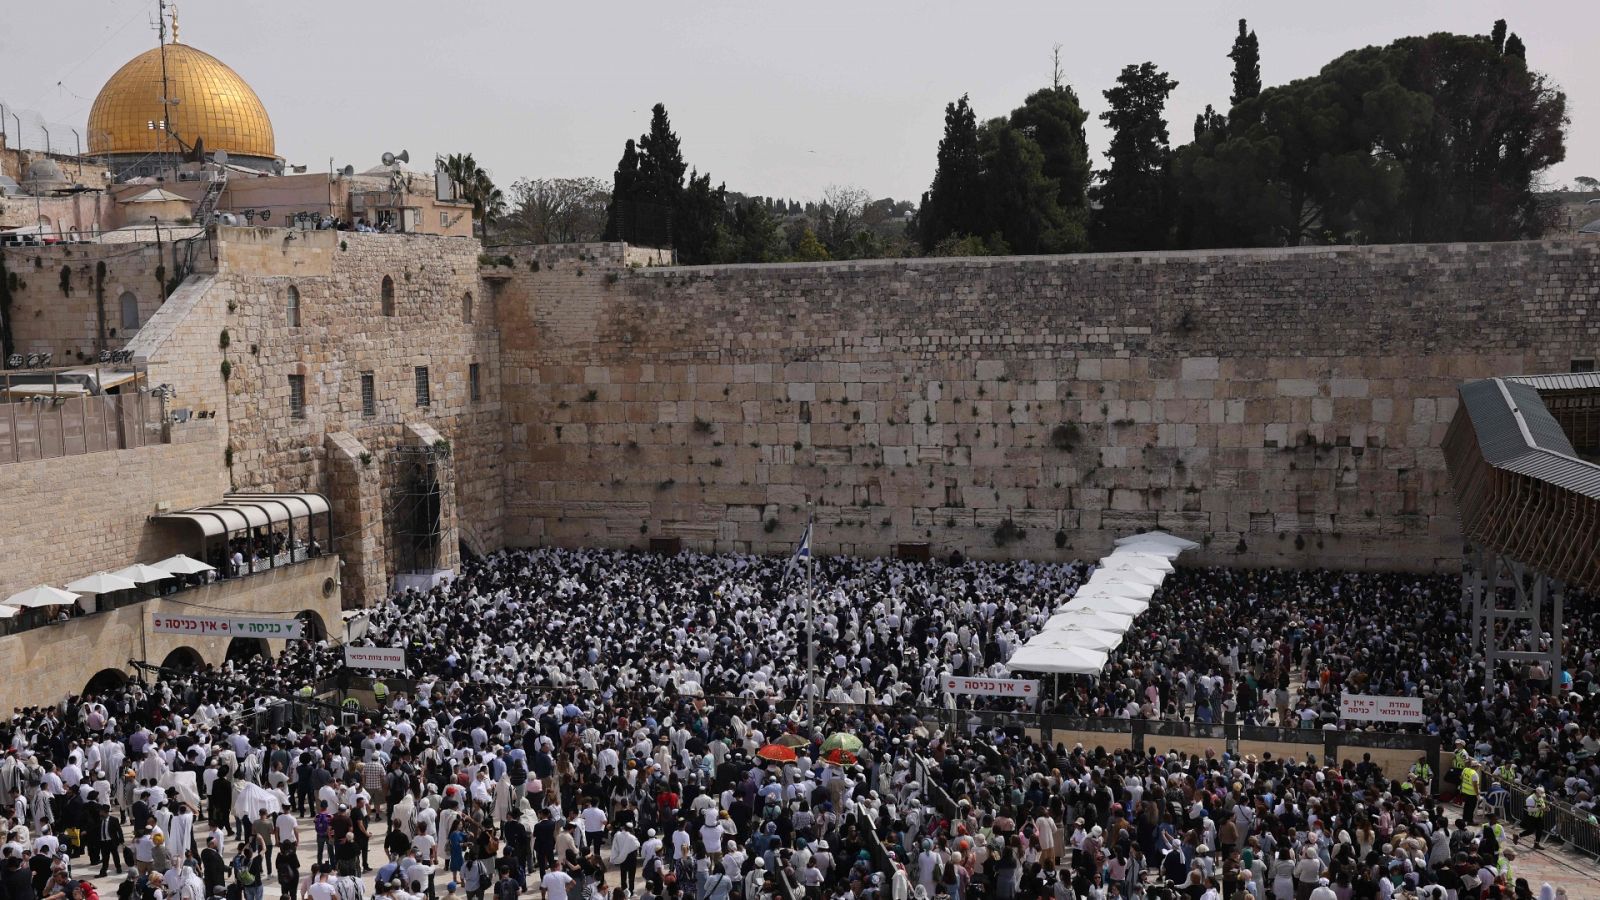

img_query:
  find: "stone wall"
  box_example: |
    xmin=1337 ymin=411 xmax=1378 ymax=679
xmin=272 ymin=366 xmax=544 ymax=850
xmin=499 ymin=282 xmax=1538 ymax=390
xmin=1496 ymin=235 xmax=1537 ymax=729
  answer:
xmin=211 ymin=227 xmax=501 ymax=601
xmin=0 ymin=555 xmax=340 ymax=711
xmin=2 ymin=240 xmax=196 ymax=360
xmin=496 ymin=240 xmax=1600 ymax=570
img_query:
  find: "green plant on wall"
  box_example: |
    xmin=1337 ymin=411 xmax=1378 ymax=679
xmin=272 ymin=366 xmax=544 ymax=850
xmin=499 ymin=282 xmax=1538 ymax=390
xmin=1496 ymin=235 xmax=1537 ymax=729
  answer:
xmin=220 ymin=359 xmax=232 ymax=381
xmin=219 ymin=328 xmax=231 ymax=349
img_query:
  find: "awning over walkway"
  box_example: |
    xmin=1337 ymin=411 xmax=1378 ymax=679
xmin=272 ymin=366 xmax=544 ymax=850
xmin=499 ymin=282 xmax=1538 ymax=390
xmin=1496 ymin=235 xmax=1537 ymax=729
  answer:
xmin=152 ymin=492 xmax=331 ymax=537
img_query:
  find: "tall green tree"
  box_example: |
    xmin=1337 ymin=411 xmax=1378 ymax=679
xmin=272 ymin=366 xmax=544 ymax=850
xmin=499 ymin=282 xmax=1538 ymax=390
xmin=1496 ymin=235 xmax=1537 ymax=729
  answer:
xmin=919 ymin=95 xmax=984 ymax=251
xmin=437 ymin=153 xmax=506 ymax=238
xmin=1007 ymin=87 xmax=1092 ymax=251
xmin=978 ymin=119 xmax=1071 ymax=254
xmin=1228 ymin=19 xmax=1262 ymax=108
xmin=1090 ymin=63 xmax=1179 ymax=251
xmin=601 ymin=139 xmax=639 ymax=241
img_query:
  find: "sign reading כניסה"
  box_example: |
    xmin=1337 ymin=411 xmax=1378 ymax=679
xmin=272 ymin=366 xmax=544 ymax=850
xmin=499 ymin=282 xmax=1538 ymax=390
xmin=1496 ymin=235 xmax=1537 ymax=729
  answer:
xmin=942 ymin=674 xmax=1040 ymax=699
xmin=343 ymin=645 xmax=406 ymax=671
xmin=150 ymin=613 xmax=304 ymax=640
xmin=1339 ymin=693 xmax=1425 ymax=723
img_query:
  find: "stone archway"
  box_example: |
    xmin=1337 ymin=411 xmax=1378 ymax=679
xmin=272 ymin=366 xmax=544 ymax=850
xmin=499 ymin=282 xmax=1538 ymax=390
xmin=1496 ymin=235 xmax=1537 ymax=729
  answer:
xmin=82 ymin=668 xmax=128 ymax=699
xmin=225 ymin=636 xmax=270 ymax=664
xmin=160 ymin=646 xmax=204 ymax=672
xmin=296 ymin=609 xmax=328 ymax=643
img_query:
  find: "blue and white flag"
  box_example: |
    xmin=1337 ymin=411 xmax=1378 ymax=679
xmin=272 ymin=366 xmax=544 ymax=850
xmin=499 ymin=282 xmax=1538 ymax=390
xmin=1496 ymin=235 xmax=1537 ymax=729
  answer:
xmin=784 ymin=520 xmax=813 ymax=585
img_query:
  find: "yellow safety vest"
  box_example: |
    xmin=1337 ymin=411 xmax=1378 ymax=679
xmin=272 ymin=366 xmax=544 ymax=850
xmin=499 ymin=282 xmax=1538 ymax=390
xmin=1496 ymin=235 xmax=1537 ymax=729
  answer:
xmin=1411 ymin=763 xmax=1432 ymax=783
xmin=1453 ymin=749 xmax=1470 ymax=770
xmin=1460 ymin=767 xmax=1480 ymax=797
xmin=373 ymin=682 xmax=389 ymax=700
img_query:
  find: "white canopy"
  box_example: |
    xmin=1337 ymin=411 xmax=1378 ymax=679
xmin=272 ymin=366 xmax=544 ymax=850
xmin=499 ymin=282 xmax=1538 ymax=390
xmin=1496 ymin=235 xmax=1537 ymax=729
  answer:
xmin=112 ymin=563 xmax=174 ymax=584
xmin=5 ymin=584 xmax=80 ymax=608
xmin=0 ymin=605 xmax=20 ymax=619
xmin=1081 ymin=575 xmax=1158 ymax=599
xmin=1090 ymin=563 xmax=1167 ymax=586
xmin=64 ymin=572 xmax=138 ymax=594
xmin=1039 ymin=607 xmax=1134 ymax=632
xmin=1031 ymin=624 xmax=1124 ymax=651
xmin=1061 ymin=594 xmax=1149 ymax=616
xmin=1114 ymin=530 xmax=1199 ymax=553
xmin=152 ymin=554 xmax=215 ymax=575
xmin=1006 ymin=644 xmax=1109 ymax=675
xmin=1101 ymin=550 xmax=1176 ymax=572
xmin=152 ymin=492 xmax=330 ymax=538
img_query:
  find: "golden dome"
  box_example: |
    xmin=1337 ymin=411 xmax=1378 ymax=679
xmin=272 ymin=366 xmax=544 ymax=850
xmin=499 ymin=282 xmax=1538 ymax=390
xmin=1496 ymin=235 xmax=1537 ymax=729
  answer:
xmin=87 ymin=43 xmax=275 ymax=160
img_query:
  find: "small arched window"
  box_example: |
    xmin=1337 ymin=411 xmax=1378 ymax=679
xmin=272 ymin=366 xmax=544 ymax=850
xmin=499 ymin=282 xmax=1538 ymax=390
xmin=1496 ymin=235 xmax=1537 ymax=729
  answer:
xmin=381 ymin=276 xmax=395 ymax=316
xmin=119 ymin=291 xmax=140 ymax=330
xmin=286 ymin=285 xmax=301 ymax=327
xmin=462 ymin=291 xmax=474 ymax=325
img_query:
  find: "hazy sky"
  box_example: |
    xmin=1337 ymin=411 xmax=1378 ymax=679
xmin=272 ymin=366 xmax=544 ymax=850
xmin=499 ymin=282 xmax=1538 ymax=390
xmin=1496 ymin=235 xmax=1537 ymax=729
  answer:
xmin=3 ymin=1 xmax=1595 ymax=202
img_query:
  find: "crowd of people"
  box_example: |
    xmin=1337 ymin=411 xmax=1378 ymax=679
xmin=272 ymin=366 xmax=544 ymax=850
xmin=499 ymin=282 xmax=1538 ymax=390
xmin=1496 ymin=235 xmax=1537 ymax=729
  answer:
xmin=0 ymin=546 xmax=1595 ymax=900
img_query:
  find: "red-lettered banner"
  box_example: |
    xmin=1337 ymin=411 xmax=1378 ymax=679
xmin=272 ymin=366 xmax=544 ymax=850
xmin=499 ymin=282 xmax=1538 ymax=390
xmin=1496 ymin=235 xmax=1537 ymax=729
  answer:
xmin=150 ymin=613 xmax=303 ymax=639
xmin=1339 ymin=693 xmax=1425 ymax=723
xmin=343 ymin=646 xmax=406 ymax=671
xmin=942 ymin=674 xmax=1040 ymax=699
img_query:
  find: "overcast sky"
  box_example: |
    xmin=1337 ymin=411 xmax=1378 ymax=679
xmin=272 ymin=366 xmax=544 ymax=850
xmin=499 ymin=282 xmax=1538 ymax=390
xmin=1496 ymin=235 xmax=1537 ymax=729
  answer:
xmin=3 ymin=1 xmax=1595 ymax=202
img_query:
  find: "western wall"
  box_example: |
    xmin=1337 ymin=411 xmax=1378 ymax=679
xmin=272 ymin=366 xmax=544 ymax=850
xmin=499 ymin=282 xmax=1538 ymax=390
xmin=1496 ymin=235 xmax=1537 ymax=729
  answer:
xmin=494 ymin=239 xmax=1600 ymax=571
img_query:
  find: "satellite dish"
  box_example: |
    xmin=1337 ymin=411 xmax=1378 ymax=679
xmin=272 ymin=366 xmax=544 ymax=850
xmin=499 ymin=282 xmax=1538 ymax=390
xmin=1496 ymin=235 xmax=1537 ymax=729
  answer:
xmin=213 ymin=149 xmax=229 ymax=166
xmin=340 ymin=165 xmax=354 ymax=177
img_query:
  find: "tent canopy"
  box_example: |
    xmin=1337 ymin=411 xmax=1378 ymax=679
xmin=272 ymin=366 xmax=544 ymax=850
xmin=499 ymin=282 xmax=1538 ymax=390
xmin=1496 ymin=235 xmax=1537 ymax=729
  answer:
xmin=1102 ymin=550 xmax=1175 ymax=572
xmin=5 ymin=584 xmax=80 ymax=608
xmin=1114 ymin=530 xmax=1199 ymax=554
xmin=1080 ymin=576 xmax=1158 ymax=599
xmin=1040 ymin=607 xmax=1133 ymax=631
xmin=1061 ymin=595 xmax=1149 ymax=616
xmin=1007 ymin=644 xmax=1108 ymax=675
xmin=1032 ymin=624 xmax=1124 ymax=651
xmin=1090 ymin=563 xmax=1167 ymax=586
xmin=151 ymin=492 xmax=331 ymax=538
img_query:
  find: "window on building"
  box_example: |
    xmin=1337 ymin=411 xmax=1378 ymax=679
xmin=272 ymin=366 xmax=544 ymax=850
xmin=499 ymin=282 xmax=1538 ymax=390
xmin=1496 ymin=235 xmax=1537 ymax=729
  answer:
xmin=469 ymin=363 xmax=481 ymax=402
xmin=462 ymin=291 xmax=474 ymax=324
xmin=1573 ymin=358 xmax=1597 ymax=374
xmin=414 ymin=366 xmax=430 ymax=408
xmin=119 ymin=292 xmax=140 ymax=331
xmin=440 ymin=212 xmax=449 ymax=228
xmin=288 ymin=374 xmax=306 ymax=419
xmin=381 ymin=275 xmax=395 ymax=316
xmin=286 ymin=285 xmax=301 ymax=327
xmin=361 ymin=372 xmax=376 ymax=418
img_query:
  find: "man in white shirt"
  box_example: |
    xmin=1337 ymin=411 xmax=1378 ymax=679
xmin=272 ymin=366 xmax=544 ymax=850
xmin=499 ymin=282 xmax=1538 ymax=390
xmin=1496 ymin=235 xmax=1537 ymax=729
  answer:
xmin=540 ymin=866 xmax=574 ymax=900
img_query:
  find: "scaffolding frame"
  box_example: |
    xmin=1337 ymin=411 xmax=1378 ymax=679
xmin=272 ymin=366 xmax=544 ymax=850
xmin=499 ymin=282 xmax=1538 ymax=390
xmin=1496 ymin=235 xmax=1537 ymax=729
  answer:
xmin=390 ymin=444 xmax=444 ymax=574
xmin=1464 ymin=544 xmax=1566 ymax=699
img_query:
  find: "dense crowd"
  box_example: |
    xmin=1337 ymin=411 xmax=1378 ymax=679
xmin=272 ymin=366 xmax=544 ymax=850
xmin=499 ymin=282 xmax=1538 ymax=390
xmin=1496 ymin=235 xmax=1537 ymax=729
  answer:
xmin=0 ymin=546 xmax=1595 ymax=900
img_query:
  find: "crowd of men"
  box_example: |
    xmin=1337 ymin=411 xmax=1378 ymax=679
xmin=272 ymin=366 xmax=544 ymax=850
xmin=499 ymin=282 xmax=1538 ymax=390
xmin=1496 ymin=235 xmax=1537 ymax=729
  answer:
xmin=0 ymin=546 xmax=1594 ymax=900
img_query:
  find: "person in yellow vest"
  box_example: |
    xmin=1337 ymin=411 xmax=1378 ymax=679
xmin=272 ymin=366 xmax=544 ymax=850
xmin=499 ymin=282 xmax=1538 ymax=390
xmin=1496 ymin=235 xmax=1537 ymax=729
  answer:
xmin=1498 ymin=848 xmax=1516 ymax=887
xmin=1447 ymin=739 xmax=1470 ymax=797
xmin=1518 ymin=786 xmax=1549 ymax=849
xmin=372 ymin=680 xmax=389 ymax=707
xmin=1496 ymin=762 xmax=1517 ymax=786
xmin=1461 ymin=762 xmax=1482 ymax=823
xmin=1410 ymin=757 xmax=1434 ymax=795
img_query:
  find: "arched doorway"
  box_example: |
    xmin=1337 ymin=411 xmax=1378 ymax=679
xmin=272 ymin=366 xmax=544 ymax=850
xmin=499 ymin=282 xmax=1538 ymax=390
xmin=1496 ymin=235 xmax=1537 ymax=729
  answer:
xmin=160 ymin=646 xmax=204 ymax=672
xmin=296 ymin=610 xmax=328 ymax=643
xmin=82 ymin=668 xmax=128 ymax=699
xmin=225 ymin=636 xmax=270 ymax=664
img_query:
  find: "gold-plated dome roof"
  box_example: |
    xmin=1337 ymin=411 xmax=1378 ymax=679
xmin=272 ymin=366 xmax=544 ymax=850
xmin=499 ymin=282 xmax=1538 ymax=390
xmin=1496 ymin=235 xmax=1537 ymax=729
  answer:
xmin=87 ymin=43 xmax=275 ymax=160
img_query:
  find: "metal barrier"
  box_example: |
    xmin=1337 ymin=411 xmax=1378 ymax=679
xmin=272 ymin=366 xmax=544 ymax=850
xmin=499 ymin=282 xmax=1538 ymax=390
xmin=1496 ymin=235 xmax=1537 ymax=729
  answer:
xmin=1496 ymin=779 xmax=1600 ymax=861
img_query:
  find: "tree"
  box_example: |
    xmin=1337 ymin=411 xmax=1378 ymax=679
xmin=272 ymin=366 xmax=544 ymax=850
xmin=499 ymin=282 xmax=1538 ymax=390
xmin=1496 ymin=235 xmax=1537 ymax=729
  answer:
xmin=1228 ymin=19 xmax=1262 ymax=107
xmin=978 ymin=119 xmax=1071 ymax=254
xmin=503 ymin=177 xmax=610 ymax=244
xmin=1576 ymin=176 xmax=1600 ymax=192
xmin=919 ymin=95 xmax=984 ymax=251
xmin=1008 ymin=87 xmax=1092 ymax=251
xmin=437 ymin=153 xmax=505 ymax=238
xmin=791 ymin=227 xmax=831 ymax=262
xmin=601 ymin=139 xmax=639 ymax=241
xmin=673 ymin=170 xmax=730 ymax=265
xmin=726 ymin=199 xmax=786 ymax=263
xmin=817 ymin=185 xmax=871 ymax=257
xmin=1090 ymin=63 xmax=1179 ymax=251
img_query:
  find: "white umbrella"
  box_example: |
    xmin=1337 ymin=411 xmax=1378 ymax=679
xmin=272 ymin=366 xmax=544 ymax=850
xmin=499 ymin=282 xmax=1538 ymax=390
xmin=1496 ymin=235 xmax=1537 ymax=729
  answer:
xmin=64 ymin=572 xmax=139 ymax=594
xmin=1062 ymin=595 xmax=1149 ymax=616
xmin=5 ymin=584 xmax=80 ymax=608
xmin=1114 ymin=531 xmax=1199 ymax=554
xmin=1032 ymin=624 xmax=1124 ymax=651
xmin=112 ymin=563 xmax=174 ymax=584
xmin=1006 ymin=644 xmax=1108 ymax=675
xmin=1089 ymin=565 xmax=1166 ymax=587
xmin=1080 ymin=577 xmax=1158 ymax=600
xmin=1102 ymin=551 xmax=1175 ymax=572
xmin=0 ymin=605 xmax=20 ymax=619
xmin=152 ymin=554 xmax=215 ymax=575
xmin=1041 ymin=607 xmax=1133 ymax=632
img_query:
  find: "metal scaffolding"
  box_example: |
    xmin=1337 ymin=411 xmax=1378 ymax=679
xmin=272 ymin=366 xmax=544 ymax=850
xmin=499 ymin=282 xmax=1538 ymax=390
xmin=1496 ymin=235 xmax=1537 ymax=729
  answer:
xmin=1464 ymin=544 xmax=1566 ymax=699
xmin=390 ymin=444 xmax=444 ymax=574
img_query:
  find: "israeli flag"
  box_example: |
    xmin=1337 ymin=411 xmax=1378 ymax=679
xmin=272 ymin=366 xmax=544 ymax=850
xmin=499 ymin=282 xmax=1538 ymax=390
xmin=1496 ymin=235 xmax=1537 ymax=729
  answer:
xmin=784 ymin=520 xmax=813 ymax=585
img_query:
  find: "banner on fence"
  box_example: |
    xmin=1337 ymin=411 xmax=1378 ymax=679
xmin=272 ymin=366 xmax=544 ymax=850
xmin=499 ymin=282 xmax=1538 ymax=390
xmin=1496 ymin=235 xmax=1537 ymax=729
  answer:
xmin=151 ymin=614 xmax=304 ymax=640
xmin=1339 ymin=693 xmax=1425 ymax=723
xmin=344 ymin=646 xmax=406 ymax=671
xmin=942 ymin=674 xmax=1040 ymax=699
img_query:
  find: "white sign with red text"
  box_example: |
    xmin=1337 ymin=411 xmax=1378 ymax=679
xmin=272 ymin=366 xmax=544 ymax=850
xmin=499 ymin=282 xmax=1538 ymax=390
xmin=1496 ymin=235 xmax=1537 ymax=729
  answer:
xmin=1339 ymin=693 xmax=1425 ymax=723
xmin=344 ymin=646 xmax=406 ymax=671
xmin=942 ymin=674 xmax=1040 ymax=700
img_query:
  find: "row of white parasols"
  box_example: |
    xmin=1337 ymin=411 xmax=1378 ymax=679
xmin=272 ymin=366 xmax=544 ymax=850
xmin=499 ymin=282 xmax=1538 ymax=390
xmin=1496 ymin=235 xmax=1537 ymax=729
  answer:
xmin=0 ymin=554 xmax=216 ymax=619
xmin=1005 ymin=531 xmax=1200 ymax=675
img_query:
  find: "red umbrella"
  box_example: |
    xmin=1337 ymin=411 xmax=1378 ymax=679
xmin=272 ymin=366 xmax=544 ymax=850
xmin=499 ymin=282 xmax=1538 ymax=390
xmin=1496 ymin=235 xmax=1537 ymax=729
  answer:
xmin=757 ymin=744 xmax=798 ymax=763
xmin=823 ymin=747 xmax=859 ymax=767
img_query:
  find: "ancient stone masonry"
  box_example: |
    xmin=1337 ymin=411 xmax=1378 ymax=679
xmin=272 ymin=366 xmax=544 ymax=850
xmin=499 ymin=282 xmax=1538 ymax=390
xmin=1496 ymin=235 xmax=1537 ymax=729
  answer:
xmin=495 ymin=240 xmax=1600 ymax=571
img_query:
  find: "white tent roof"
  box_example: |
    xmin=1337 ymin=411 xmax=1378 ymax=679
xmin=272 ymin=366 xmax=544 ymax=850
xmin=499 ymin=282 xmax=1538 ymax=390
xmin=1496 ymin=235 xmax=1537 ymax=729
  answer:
xmin=0 ymin=605 xmax=20 ymax=619
xmin=65 ymin=572 xmax=138 ymax=594
xmin=1061 ymin=594 xmax=1149 ymax=616
xmin=152 ymin=492 xmax=330 ymax=537
xmin=1102 ymin=550 xmax=1175 ymax=572
xmin=1032 ymin=624 xmax=1124 ymax=650
xmin=1114 ymin=530 xmax=1199 ymax=553
xmin=1039 ymin=607 xmax=1133 ymax=632
xmin=1090 ymin=563 xmax=1167 ymax=586
xmin=1007 ymin=644 xmax=1108 ymax=675
xmin=1081 ymin=575 xmax=1158 ymax=599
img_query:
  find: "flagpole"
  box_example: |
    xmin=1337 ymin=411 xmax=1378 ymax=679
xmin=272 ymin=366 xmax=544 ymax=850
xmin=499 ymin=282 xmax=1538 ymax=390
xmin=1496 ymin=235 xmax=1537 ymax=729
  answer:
xmin=805 ymin=513 xmax=816 ymax=727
